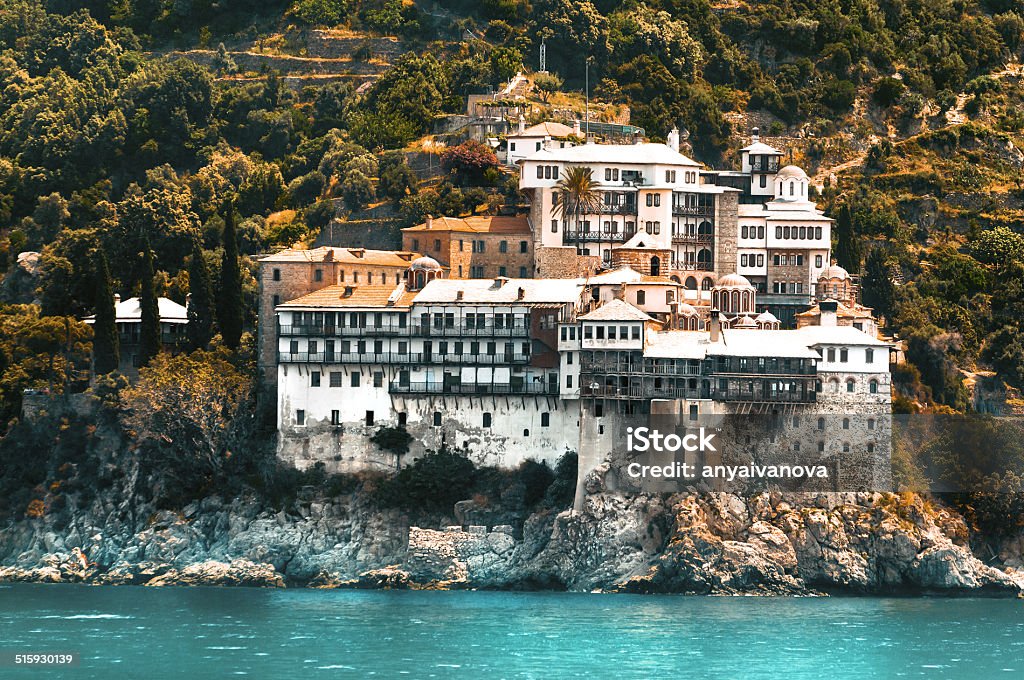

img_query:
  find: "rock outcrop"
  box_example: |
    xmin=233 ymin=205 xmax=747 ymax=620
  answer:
xmin=1 ymin=487 xmax=1021 ymax=596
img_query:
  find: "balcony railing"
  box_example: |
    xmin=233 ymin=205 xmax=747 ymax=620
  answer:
xmin=581 ymin=362 xmax=703 ymax=376
xmin=671 ymin=233 xmax=714 ymax=244
xmin=279 ymin=351 xmax=530 ymax=365
xmin=714 ymin=389 xmax=816 ymax=404
xmin=671 ymin=205 xmax=715 ymax=217
xmin=389 ymin=381 xmax=559 ymax=396
xmin=580 ymin=385 xmax=709 ymax=400
xmin=676 ymin=262 xmax=714 ymax=271
xmin=279 ymin=324 xmax=407 ymax=337
xmin=414 ymin=323 xmax=530 ymax=338
xmin=562 ymin=230 xmax=628 ymax=244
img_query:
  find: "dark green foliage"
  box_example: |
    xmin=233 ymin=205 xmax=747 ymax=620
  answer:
xmin=218 ymin=201 xmax=243 ymax=350
xmin=518 ymin=459 xmax=555 ymax=506
xmin=861 ymin=247 xmax=895 ymax=318
xmin=138 ymin=246 xmax=160 ymax=368
xmin=92 ymin=248 xmax=119 ymax=375
xmin=543 ymin=452 xmax=578 ymax=508
xmin=832 ymin=204 xmax=861 ymax=274
xmin=378 ymin=447 xmax=476 ymax=511
xmin=186 ymin=240 xmax=215 ymax=351
xmin=370 ymin=425 xmax=413 ymax=468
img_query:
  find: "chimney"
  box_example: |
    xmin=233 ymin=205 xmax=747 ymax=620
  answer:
xmin=185 ymin=293 xmax=192 ymax=311
xmin=615 ymin=282 xmax=626 ymax=301
xmin=669 ymin=301 xmax=679 ymax=329
xmin=572 ymin=119 xmax=581 ymax=137
xmin=667 ymin=127 xmax=679 ymax=152
xmin=518 ymin=113 xmax=525 ymax=135
xmin=517 ymin=287 xmax=526 ymax=301
xmin=709 ymin=308 xmax=721 ymax=343
xmin=425 ymin=214 xmax=432 ymax=230
xmin=819 ymin=299 xmax=838 ymax=327
xmin=324 ymin=249 xmax=334 ymax=262
xmin=456 ymin=290 xmax=464 ymax=301
xmin=114 ymin=293 xmax=121 ymax=305
xmin=751 ymin=127 xmax=760 ymax=143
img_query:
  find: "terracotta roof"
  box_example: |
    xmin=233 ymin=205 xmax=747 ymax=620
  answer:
xmin=402 ymin=216 xmax=531 ymax=235
xmin=259 ymin=247 xmax=420 ymax=267
xmin=517 ymin=121 xmax=575 ymax=138
xmin=795 ymin=300 xmax=874 ymax=318
xmin=279 ymin=284 xmax=416 ymax=309
xmin=579 ymin=299 xmax=654 ymax=322
xmin=638 ymin=275 xmax=680 ymax=285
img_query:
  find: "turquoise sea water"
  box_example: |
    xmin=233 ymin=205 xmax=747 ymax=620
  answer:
xmin=0 ymin=584 xmax=1022 ymax=678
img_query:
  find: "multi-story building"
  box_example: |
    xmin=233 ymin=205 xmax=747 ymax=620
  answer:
xmin=273 ymin=258 xmax=892 ymax=489
xmin=83 ymin=294 xmax=188 ymax=378
xmin=257 ymin=246 xmax=422 ymax=388
xmin=519 ymin=129 xmax=737 ymax=286
xmin=401 ymin=215 xmax=534 ymax=280
xmin=519 ymin=128 xmax=833 ymax=325
xmin=503 ymin=118 xmax=578 ymax=167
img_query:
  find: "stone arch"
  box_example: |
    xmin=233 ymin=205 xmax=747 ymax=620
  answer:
xmin=684 ymin=276 xmax=698 ymax=290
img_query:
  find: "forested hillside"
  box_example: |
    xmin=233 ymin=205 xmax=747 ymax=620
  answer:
xmin=1 ymin=0 xmax=1024 ymax=421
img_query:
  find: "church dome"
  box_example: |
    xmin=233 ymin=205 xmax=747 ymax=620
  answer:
xmin=819 ymin=263 xmax=850 ymax=280
xmin=715 ymin=273 xmax=753 ymax=288
xmin=677 ymin=302 xmax=697 ymax=315
xmin=776 ymin=165 xmax=809 ymax=181
xmin=756 ymin=311 xmax=779 ymax=324
xmin=735 ymin=315 xmax=757 ymax=328
xmin=410 ymin=256 xmax=442 ymax=271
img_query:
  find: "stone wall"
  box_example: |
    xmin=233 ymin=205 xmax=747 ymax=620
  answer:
xmin=610 ymin=247 xmax=672 ymax=275
xmin=714 ymin=192 xmax=739 ymax=276
xmin=405 ymin=525 xmax=515 ymax=584
xmin=535 ymin=246 xmax=601 ymax=279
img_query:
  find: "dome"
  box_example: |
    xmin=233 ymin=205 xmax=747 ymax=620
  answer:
xmin=819 ymin=263 xmax=850 ymax=280
xmin=715 ymin=273 xmax=753 ymax=288
xmin=755 ymin=311 xmax=779 ymax=323
xmin=776 ymin=165 xmax=809 ymax=181
xmin=410 ymin=256 xmax=442 ymax=271
xmin=735 ymin=315 xmax=757 ymax=328
xmin=677 ymin=303 xmax=697 ymax=316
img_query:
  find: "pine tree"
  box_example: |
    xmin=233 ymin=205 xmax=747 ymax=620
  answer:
xmin=139 ymin=246 xmax=161 ymax=368
xmin=833 ymin=204 xmax=862 ymax=273
xmin=187 ymin=240 xmax=215 ymax=351
xmin=92 ymin=248 xmax=119 ymax=375
xmin=862 ymin=247 xmax=896 ymax=318
xmin=218 ymin=200 xmax=244 ymax=350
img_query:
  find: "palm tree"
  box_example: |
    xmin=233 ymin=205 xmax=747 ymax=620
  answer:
xmin=551 ymin=166 xmax=603 ymax=240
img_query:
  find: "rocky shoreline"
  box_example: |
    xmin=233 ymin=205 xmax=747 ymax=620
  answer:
xmin=2 ymin=487 xmax=1021 ymax=596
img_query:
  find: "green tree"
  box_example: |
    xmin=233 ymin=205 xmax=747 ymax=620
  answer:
xmin=533 ymin=72 xmax=564 ymax=103
xmin=551 ymin=166 xmax=602 ymax=229
xmin=218 ymin=201 xmax=243 ymax=350
xmin=341 ymin=169 xmax=374 ymax=211
xmin=862 ymin=247 xmax=896 ymax=318
xmin=833 ymin=204 xmax=861 ymax=273
xmin=186 ymin=240 xmax=215 ymax=351
xmin=92 ymin=248 xmax=119 ymax=375
xmin=138 ymin=246 xmax=161 ymax=368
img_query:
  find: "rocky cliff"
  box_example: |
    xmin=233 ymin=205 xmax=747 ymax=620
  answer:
xmin=2 ymin=482 xmax=1020 ymax=596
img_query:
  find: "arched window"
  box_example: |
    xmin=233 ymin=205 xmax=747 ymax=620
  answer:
xmin=790 ymin=181 xmax=795 ymax=196
xmin=698 ymin=221 xmax=713 ymax=237
xmin=842 ymin=418 xmax=850 ymax=429
xmin=869 ymin=380 xmax=878 ymax=394
xmin=847 ymin=379 xmax=856 ymax=393
xmin=684 ymin=276 xmax=697 ymax=290
xmin=636 ymin=290 xmax=646 ymax=305
xmin=701 ymin=277 xmax=713 ymax=291
xmin=829 ymin=378 xmax=840 ymax=393
xmin=817 ymin=417 xmax=825 ymax=430
xmin=650 ymin=256 xmax=661 ymax=277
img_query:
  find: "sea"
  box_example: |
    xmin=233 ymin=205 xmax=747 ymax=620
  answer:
xmin=0 ymin=584 xmax=1021 ymax=678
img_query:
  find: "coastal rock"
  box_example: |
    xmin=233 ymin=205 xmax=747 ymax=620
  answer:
xmin=144 ymin=559 xmax=285 ymax=587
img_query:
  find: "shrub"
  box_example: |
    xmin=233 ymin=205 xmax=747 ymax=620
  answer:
xmin=377 ymin=447 xmax=476 ymax=511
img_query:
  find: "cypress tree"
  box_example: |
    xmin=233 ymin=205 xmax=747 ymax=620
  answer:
xmin=187 ymin=240 xmax=215 ymax=351
xmin=139 ymin=246 xmax=161 ymax=368
xmin=833 ymin=204 xmax=862 ymax=273
xmin=218 ymin=200 xmax=244 ymax=350
xmin=92 ymin=248 xmax=119 ymax=375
